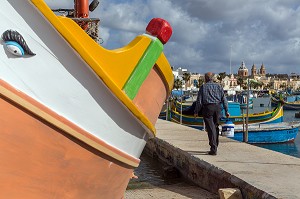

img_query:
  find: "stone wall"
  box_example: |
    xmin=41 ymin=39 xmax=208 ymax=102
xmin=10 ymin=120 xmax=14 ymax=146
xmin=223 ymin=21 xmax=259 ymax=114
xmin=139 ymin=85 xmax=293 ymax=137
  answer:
xmin=144 ymin=137 xmax=276 ymax=199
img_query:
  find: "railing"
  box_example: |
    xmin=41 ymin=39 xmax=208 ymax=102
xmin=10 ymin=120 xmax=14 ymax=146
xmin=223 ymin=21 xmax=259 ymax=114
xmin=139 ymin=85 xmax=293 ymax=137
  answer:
xmin=71 ymin=18 xmax=103 ymax=44
xmin=52 ymin=9 xmax=103 ymax=44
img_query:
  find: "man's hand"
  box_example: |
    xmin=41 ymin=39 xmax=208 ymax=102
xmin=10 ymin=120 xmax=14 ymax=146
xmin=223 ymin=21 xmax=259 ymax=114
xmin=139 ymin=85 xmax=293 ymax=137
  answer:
xmin=226 ymin=112 xmax=230 ymax=118
xmin=194 ymin=113 xmax=198 ymax=118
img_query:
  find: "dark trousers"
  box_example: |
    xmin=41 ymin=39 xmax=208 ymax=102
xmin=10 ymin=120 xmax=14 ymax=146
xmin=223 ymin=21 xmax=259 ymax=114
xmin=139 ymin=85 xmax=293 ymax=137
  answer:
xmin=203 ymin=103 xmax=221 ymax=153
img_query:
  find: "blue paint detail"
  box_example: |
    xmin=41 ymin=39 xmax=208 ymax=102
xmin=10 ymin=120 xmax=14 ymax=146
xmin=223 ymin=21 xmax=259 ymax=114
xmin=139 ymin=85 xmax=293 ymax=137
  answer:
xmin=222 ymin=102 xmax=241 ymax=116
xmin=5 ymin=41 xmax=25 ymax=56
xmin=232 ymin=127 xmax=299 ymax=143
xmin=227 ymin=91 xmax=254 ymax=109
xmin=262 ymin=117 xmax=284 ymax=124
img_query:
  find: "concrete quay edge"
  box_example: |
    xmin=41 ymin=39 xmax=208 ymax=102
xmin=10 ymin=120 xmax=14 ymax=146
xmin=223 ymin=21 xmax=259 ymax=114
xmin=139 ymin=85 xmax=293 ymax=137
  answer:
xmin=143 ymin=119 xmax=300 ymax=199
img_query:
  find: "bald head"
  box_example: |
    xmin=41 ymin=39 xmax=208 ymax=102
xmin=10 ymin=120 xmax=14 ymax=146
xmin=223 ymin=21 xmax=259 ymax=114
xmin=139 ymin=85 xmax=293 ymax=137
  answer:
xmin=205 ymin=72 xmax=214 ymax=82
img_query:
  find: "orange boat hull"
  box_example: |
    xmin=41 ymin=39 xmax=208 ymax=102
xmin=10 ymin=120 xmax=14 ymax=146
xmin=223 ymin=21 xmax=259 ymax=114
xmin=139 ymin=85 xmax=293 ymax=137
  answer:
xmin=0 ymin=63 xmax=169 ymax=198
xmin=0 ymin=95 xmax=134 ymax=199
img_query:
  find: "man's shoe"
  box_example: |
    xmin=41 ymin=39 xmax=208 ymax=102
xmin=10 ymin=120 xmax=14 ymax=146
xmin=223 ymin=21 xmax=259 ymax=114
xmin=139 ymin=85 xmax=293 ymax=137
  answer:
xmin=208 ymin=151 xmax=217 ymax=155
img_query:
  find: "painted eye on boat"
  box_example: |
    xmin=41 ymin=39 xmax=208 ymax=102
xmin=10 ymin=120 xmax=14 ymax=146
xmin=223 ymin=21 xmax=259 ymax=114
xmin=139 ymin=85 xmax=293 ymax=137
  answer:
xmin=5 ymin=41 xmax=25 ymax=56
xmin=1 ymin=29 xmax=35 ymax=56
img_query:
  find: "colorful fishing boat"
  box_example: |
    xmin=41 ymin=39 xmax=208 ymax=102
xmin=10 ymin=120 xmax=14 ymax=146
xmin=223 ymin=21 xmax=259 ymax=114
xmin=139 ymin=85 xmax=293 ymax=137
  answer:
xmin=171 ymin=100 xmax=242 ymax=116
xmin=169 ymin=102 xmax=283 ymax=130
xmin=232 ymin=122 xmax=300 ymax=143
xmin=0 ymin=0 xmax=173 ymax=198
xmin=271 ymin=96 xmax=300 ymax=110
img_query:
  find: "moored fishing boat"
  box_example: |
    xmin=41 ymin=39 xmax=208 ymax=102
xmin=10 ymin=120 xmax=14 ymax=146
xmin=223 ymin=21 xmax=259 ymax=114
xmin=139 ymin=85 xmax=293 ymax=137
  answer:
xmin=232 ymin=122 xmax=300 ymax=143
xmin=171 ymin=100 xmax=242 ymax=116
xmin=169 ymin=102 xmax=283 ymax=130
xmin=0 ymin=0 xmax=173 ymax=198
xmin=271 ymin=95 xmax=300 ymax=110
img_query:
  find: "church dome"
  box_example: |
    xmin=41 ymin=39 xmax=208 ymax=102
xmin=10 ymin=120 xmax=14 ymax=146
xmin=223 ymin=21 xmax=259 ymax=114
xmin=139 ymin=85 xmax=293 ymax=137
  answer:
xmin=239 ymin=61 xmax=248 ymax=70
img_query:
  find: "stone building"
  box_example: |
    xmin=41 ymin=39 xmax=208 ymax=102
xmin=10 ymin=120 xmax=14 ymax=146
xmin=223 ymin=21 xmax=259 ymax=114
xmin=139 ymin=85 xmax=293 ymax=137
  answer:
xmin=250 ymin=63 xmax=266 ymax=79
xmin=238 ymin=61 xmax=266 ymax=79
xmin=237 ymin=61 xmax=248 ymax=77
xmin=259 ymin=63 xmax=266 ymax=77
xmin=251 ymin=64 xmax=257 ymax=78
xmin=223 ymin=74 xmax=239 ymax=91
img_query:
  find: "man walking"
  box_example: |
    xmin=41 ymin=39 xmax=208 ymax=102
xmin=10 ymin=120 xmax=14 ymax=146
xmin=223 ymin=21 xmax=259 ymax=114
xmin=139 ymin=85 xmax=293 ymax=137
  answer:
xmin=194 ymin=72 xmax=230 ymax=155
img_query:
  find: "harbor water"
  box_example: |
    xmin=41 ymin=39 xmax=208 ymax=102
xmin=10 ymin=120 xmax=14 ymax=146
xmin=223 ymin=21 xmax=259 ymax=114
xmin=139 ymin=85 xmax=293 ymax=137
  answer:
xmin=127 ymin=152 xmax=184 ymax=190
xmin=251 ymin=97 xmax=300 ymax=158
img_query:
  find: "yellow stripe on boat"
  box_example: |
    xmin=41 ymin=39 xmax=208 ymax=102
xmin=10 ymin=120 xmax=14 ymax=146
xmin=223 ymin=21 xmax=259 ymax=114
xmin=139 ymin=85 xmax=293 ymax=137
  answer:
xmin=57 ymin=17 xmax=152 ymax=89
xmin=30 ymin=0 xmax=173 ymax=136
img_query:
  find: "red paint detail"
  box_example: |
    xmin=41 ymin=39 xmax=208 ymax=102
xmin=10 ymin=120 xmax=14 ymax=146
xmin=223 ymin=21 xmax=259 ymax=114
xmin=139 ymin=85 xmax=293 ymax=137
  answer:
xmin=146 ymin=18 xmax=173 ymax=44
xmin=74 ymin=0 xmax=89 ymax=18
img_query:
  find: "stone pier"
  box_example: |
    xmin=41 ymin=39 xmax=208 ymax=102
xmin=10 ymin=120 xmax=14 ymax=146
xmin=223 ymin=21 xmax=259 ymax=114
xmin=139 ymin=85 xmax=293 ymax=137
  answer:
xmin=143 ymin=119 xmax=300 ymax=199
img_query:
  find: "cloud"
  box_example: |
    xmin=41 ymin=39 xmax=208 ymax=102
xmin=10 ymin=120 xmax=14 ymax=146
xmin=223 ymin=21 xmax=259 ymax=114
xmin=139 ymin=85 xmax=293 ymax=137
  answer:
xmin=44 ymin=0 xmax=300 ymax=74
xmin=148 ymin=0 xmax=209 ymax=46
xmin=45 ymin=0 xmax=73 ymax=8
xmin=95 ymin=0 xmax=148 ymax=32
xmin=170 ymin=0 xmax=300 ymax=74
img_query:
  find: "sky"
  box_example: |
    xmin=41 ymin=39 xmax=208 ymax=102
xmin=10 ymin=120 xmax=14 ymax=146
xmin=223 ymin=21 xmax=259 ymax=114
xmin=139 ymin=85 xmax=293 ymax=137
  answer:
xmin=45 ymin=0 xmax=300 ymax=75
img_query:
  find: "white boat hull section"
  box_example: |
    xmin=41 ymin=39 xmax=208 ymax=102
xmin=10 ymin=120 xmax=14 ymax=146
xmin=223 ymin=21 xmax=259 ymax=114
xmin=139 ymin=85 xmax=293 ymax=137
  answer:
xmin=0 ymin=0 xmax=148 ymax=158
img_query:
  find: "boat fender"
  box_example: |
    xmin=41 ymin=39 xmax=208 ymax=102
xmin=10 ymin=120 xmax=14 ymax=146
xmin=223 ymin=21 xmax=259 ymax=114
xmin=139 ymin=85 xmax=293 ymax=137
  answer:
xmin=221 ymin=120 xmax=235 ymax=137
xmin=1 ymin=30 xmax=36 ymax=56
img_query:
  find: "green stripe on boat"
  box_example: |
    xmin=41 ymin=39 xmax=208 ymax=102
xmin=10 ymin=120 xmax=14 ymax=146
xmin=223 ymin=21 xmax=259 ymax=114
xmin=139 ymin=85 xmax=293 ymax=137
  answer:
xmin=123 ymin=36 xmax=163 ymax=100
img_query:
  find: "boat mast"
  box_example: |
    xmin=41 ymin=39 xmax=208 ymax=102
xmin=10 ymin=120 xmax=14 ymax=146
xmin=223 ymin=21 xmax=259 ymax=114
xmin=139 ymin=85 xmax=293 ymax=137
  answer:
xmin=51 ymin=1 xmax=101 ymax=43
xmin=74 ymin=0 xmax=89 ymax=18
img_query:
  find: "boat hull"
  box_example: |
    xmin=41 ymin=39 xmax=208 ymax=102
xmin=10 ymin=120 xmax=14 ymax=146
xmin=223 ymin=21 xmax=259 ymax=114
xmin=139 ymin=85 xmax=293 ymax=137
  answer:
xmin=0 ymin=0 xmax=174 ymax=198
xmin=168 ymin=103 xmax=283 ymax=130
xmin=233 ymin=129 xmax=298 ymax=143
xmin=271 ymin=96 xmax=300 ymax=110
xmin=0 ymin=95 xmax=133 ymax=199
xmin=271 ymin=101 xmax=300 ymax=110
xmin=240 ymin=103 xmax=253 ymax=109
xmin=232 ymin=123 xmax=300 ymax=143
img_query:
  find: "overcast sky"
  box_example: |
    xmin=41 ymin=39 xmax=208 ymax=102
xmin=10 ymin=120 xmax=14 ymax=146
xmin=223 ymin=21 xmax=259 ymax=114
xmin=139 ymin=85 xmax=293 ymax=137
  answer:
xmin=45 ymin=0 xmax=300 ymax=75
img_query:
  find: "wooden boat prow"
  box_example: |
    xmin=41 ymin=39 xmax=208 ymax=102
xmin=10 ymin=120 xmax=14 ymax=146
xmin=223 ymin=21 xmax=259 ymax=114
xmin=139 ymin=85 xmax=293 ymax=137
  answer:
xmin=0 ymin=0 xmax=173 ymax=198
xmin=14 ymin=0 xmax=174 ymax=134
